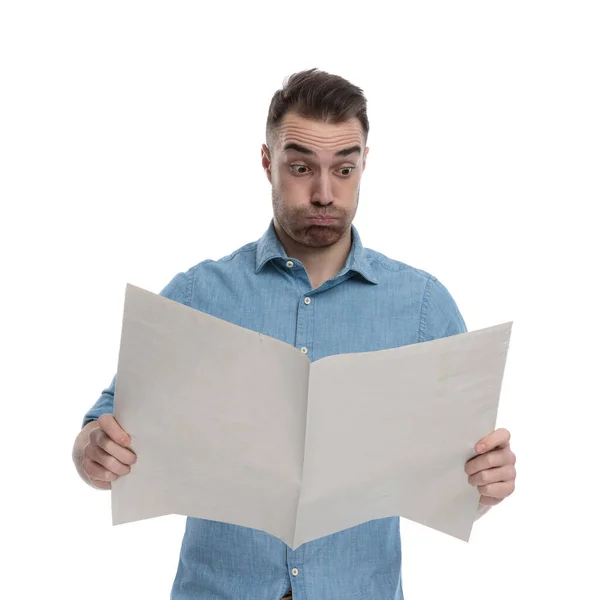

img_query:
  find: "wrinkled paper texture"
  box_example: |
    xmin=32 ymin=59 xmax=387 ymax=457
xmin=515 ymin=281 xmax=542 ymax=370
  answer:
xmin=111 ymin=284 xmax=512 ymax=549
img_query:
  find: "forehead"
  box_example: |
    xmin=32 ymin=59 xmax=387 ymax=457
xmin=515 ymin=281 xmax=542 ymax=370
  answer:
xmin=276 ymin=111 xmax=364 ymax=152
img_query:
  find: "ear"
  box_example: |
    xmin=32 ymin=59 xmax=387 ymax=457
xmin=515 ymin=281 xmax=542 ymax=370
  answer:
xmin=261 ymin=144 xmax=272 ymax=183
xmin=362 ymin=146 xmax=369 ymax=172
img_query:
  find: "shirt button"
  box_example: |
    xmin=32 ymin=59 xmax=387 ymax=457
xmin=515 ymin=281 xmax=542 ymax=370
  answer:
xmin=304 ymin=297 xmax=311 ymax=305
xmin=292 ymin=568 xmax=299 ymax=576
xmin=300 ymin=347 xmax=308 ymax=354
xmin=286 ymin=261 xmax=294 ymax=268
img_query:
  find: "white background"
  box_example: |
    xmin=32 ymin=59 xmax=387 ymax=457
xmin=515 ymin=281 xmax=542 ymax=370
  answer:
xmin=1 ymin=1 xmax=598 ymax=598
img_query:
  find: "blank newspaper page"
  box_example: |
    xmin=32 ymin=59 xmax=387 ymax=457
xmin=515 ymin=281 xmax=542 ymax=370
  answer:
xmin=110 ymin=283 xmax=512 ymax=549
xmin=111 ymin=284 xmax=310 ymax=547
xmin=294 ymin=322 xmax=512 ymax=548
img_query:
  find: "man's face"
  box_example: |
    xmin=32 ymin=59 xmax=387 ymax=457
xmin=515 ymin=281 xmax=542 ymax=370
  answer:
xmin=262 ymin=111 xmax=368 ymax=248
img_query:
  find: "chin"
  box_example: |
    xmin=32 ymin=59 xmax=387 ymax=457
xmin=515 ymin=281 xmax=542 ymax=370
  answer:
xmin=301 ymin=225 xmax=343 ymax=247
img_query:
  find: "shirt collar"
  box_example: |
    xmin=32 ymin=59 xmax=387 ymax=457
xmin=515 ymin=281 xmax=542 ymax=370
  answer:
xmin=255 ymin=219 xmax=379 ymax=285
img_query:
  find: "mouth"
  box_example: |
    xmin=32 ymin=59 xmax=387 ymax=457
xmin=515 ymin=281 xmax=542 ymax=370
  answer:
xmin=306 ymin=216 xmax=337 ymax=225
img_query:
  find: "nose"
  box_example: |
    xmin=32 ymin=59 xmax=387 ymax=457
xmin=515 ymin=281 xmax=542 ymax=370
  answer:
xmin=311 ymin=172 xmax=334 ymax=206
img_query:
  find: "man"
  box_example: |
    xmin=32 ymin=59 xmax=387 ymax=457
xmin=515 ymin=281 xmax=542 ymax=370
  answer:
xmin=72 ymin=68 xmax=517 ymax=600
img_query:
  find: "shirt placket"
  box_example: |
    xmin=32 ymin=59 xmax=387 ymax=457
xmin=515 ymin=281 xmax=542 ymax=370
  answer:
xmin=286 ymin=260 xmax=314 ymax=359
xmin=286 ymin=540 xmax=306 ymax=599
xmin=295 ymin=290 xmax=315 ymax=359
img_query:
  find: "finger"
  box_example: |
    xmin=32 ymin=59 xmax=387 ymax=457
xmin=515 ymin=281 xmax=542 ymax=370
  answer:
xmin=475 ymin=428 xmax=511 ymax=453
xmin=82 ymin=456 xmax=120 ymax=482
xmin=465 ymin=447 xmax=515 ymax=475
xmin=468 ymin=464 xmax=516 ymax=486
xmin=86 ymin=445 xmax=132 ymax=477
xmin=88 ymin=478 xmax=111 ymax=490
xmin=89 ymin=428 xmax=137 ymax=466
xmin=98 ymin=413 xmax=132 ymax=447
xmin=479 ymin=495 xmax=503 ymax=507
xmin=477 ymin=480 xmax=516 ymax=499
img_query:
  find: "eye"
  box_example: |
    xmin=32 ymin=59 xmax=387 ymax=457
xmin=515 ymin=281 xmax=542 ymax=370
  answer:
xmin=338 ymin=167 xmax=355 ymax=177
xmin=291 ymin=164 xmax=311 ymax=175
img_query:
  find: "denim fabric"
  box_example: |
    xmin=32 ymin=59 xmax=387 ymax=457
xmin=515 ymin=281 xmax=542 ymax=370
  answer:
xmin=82 ymin=219 xmax=467 ymax=600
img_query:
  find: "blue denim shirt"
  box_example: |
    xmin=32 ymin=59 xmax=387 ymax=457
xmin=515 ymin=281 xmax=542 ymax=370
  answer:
xmin=82 ymin=219 xmax=467 ymax=600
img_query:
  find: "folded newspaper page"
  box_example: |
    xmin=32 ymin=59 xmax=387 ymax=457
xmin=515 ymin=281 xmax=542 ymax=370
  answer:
xmin=111 ymin=283 xmax=512 ymax=549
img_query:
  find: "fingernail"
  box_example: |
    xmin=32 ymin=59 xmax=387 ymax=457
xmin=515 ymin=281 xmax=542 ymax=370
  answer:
xmin=476 ymin=443 xmax=486 ymax=452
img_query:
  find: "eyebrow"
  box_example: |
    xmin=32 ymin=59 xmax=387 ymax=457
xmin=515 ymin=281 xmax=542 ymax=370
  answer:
xmin=283 ymin=142 xmax=362 ymax=157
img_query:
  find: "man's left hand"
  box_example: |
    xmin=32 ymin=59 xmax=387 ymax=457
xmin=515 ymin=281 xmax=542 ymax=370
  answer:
xmin=465 ymin=428 xmax=517 ymax=507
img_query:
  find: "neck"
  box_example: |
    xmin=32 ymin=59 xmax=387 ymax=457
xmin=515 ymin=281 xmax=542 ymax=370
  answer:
xmin=274 ymin=221 xmax=353 ymax=290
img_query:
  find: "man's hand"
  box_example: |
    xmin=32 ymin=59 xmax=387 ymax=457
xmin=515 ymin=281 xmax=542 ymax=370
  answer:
xmin=465 ymin=427 xmax=517 ymax=507
xmin=81 ymin=414 xmax=137 ymax=490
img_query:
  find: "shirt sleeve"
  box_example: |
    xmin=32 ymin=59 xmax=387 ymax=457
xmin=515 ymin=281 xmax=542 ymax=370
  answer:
xmin=418 ymin=275 xmax=468 ymax=342
xmin=80 ymin=271 xmax=192 ymax=428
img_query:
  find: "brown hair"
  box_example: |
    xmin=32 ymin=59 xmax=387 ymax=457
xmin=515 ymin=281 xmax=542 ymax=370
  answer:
xmin=265 ymin=68 xmax=369 ymax=150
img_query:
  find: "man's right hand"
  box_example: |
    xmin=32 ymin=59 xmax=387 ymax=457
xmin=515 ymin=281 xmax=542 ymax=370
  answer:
xmin=82 ymin=414 xmax=137 ymax=490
